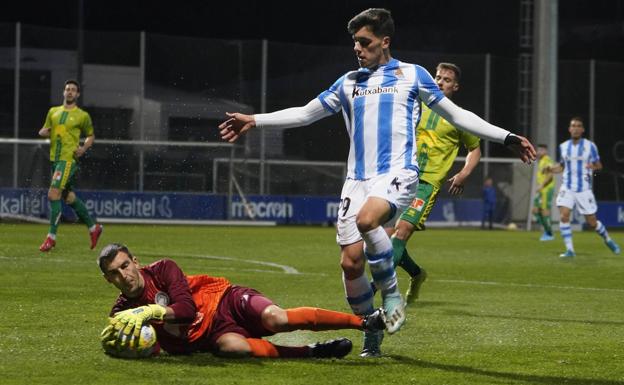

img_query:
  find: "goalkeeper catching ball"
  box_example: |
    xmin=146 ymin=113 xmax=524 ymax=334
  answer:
xmin=98 ymin=243 xmax=385 ymax=359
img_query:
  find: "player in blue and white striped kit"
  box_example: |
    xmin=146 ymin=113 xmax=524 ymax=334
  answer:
xmin=219 ymin=8 xmax=535 ymax=357
xmin=547 ymin=116 xmax=620 ymax=258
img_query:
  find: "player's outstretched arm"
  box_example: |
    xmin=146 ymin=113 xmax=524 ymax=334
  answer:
xmin=502 ymin=134 xmax=537 ymax=164
xmin=218 ymin=99 xmax=331 ymax=143
xmin=431 ymin=98 xmax=536 ymax=163
xmin=218 ymin=112 xmax=256 ymax=143
xmin=38 ymin=127 xmax=50 ymax=137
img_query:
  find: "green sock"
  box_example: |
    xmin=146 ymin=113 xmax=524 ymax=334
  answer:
xmin=70 ymin=197 xmax=96 ymax=228
xmin=49 ymin=200 xmax=62 ymax=235
xmin=543 ymin=216 xmax=552 ymax=235
xmin=534 ymin=213 xmax=544 ymax=228
xmin=398 ymin=249 xmax=422 ymax=277
xmin=391 ymin=236 xmax=408 ymax=267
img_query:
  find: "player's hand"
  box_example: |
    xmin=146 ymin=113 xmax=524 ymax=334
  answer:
xmin=111 ymin=304 xmax=166 ymax=347
xmin=74 ymin=147 xmax=86 ymax=158
xmin=38 ymin=127 xmax=50 ymax=138
xmin=218 ymin=112 xmax=256 ymax=142
xmin=503 ymin=134 xmax=536 ymax=164
xmin=448 ymin=172 xmax=467 ymax=195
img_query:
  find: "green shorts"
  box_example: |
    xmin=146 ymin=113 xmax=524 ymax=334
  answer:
xmin=533 ymin=186 xmax=554 ymax=211
xmin=399 ymin=181 xmax=439 ymax=231
xmin=50 ymin=160 xmax=77 ymax=191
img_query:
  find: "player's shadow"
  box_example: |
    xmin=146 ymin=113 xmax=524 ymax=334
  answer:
xmin=441 ymin=308 xmax=624 ymax=326
xmin=383 ymin=355 xmax=624 ymax=385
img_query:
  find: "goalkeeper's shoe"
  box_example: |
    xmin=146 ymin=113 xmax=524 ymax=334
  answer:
xmin=382 ymin=292 xmax=406 ymax=334
xmin=90 ymin=224 xmax=103 ymax=250
xmin=559 ymin=250 xmax=576 ymax=259
xmin=405 ymin=268 xmax=428 ymax=306
xmin=39 ymin=236 xmax=56 ymax=252
xmin=539 ymin=233 xmax=555 ymax=241
xmin=605 ymin=239 xmax=621 ymax=255
xmin=361 ymin=308 xmax=385 ymax=332
xmin=309 ymin=338 xmax=352 ymax=359
xmin=360 ymin=329 xmax=383 ymax=358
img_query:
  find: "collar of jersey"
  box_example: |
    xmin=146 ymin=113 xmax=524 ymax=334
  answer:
xmin=358 ymin=58 xmax=400 ymax=74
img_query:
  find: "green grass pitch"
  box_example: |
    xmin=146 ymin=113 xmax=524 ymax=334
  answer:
xmin=0 ymin=223 xmax=623 ymax=385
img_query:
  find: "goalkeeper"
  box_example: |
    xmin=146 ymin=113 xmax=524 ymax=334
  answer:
xmin=99 ymin=243 xmax=385 ymax=359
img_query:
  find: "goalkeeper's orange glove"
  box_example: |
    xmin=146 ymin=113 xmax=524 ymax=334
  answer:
xmin=111 ymin=304 xmax=167 ymax=347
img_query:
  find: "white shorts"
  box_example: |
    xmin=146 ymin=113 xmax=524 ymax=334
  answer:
xmin=336 ymin=169 xmax=419 ymax=245
xmin=555 ymin=188 xmax=597 ymax=215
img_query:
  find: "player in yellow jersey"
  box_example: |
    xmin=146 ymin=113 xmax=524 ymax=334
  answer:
xmin=385 ymin=63 xmax=482 ymax=304
xmin=38 ymin=80 xmax=103 ymax=252
xmin=532 ymin=144 xmax=555 ymax=241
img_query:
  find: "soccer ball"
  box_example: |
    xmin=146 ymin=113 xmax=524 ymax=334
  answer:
xmin=506 ymin=222 xmax=518 ymax=231
xmin=102 ymin=324 xmax=158 ymax=359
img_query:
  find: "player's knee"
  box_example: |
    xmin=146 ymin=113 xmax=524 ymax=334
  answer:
xmin=215 ymin=334 xmax=252 ymax=358
xmin=340 ymin=256 xmax=364 ymax=278
xmin=393 ymin=221 xmax=414 ymax=241
xmin=63 ymin=191 xmax=75 ymax=204
xmin=355 ymin=214 xmax=376 ymax=233
xmin=48 ymin=189 xmax=61 ymax=201
xmin=261 ymin=305 xmax=288 ymax=332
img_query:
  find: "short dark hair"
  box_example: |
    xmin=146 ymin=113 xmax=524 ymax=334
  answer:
xmin=538 ymin=144 xmax=548 ymax=149
xmin=98 ymin=243 xmax=132 ymax=273
xmin=437 ymin=62 xmax=462 ymax=83
xmin=64 ymin=79 xmax=80 ymax=92
xmin=347 ymin=8 xmax=394 ymax=38
xmin=570 ymin=116 xmax=584 ymax=125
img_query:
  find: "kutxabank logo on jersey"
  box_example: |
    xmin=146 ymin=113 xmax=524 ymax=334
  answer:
xmin=351 ymin=85 xmax=399 ymax=98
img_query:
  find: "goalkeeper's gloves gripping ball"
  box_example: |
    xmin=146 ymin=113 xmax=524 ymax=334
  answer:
xmin=111 ymin=304 xmax=167 ymax=347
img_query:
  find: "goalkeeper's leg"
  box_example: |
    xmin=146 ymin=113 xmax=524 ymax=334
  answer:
xmin=215 ymin=334 xmax=352 ymax=358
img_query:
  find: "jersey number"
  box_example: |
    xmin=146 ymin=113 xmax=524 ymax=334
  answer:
xmin=340 ymin=197 xmax=351 ymax=217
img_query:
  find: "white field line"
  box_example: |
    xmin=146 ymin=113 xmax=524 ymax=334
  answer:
xmin=2 ymin=253 xmax=621 ymax=291
xmin=143 ymin=252 xmax=301 ymax=275
xmin=0 ymin=253 xmax=328 ymax=276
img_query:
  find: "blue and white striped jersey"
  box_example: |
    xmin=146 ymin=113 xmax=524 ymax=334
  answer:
xmin=558 ymin=138 xmax=600 ymax=192
xmin=317 ymin=58 xmax=444 ymax=180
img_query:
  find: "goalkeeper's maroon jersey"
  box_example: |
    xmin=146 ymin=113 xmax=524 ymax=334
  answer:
xmin=109 ymin=259 xmax=231 ymax=354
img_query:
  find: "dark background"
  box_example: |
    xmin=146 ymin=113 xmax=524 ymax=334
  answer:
xmin=3 ymin=0 xmax=624 ymax=61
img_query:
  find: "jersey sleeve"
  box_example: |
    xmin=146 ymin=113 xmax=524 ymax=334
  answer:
xmin=460 ymin=130 xmax=481 ymax=151
xmin=557 ymin=144 xmax=564 ymax=165
xmin=82 ymin=112 xmax=94 ymax=136
xmin=589 ymin=142 xmax=600 ymax=163
xmin=415 ymin=65 xmax=444 ymax=107
xmin=317 ymin=74 xmax=347 ymax=113
xmin=152 ymin=259 xmax=197 ymax=322
xmin=43 ymin=108 xmax=53 ymax=128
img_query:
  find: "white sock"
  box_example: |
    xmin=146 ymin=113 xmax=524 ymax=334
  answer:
xmin=559 ymin=222 xmax=574 ymax=251
xmin=342 ymin=272 xmax=374 ymax=316
xmin=47 ymin=233 xmax=56 ymax=240
xmin=362 ymin=226 xmax=399 ymax=298
xmin=595 ymin=220 xmax=611 ymax=241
